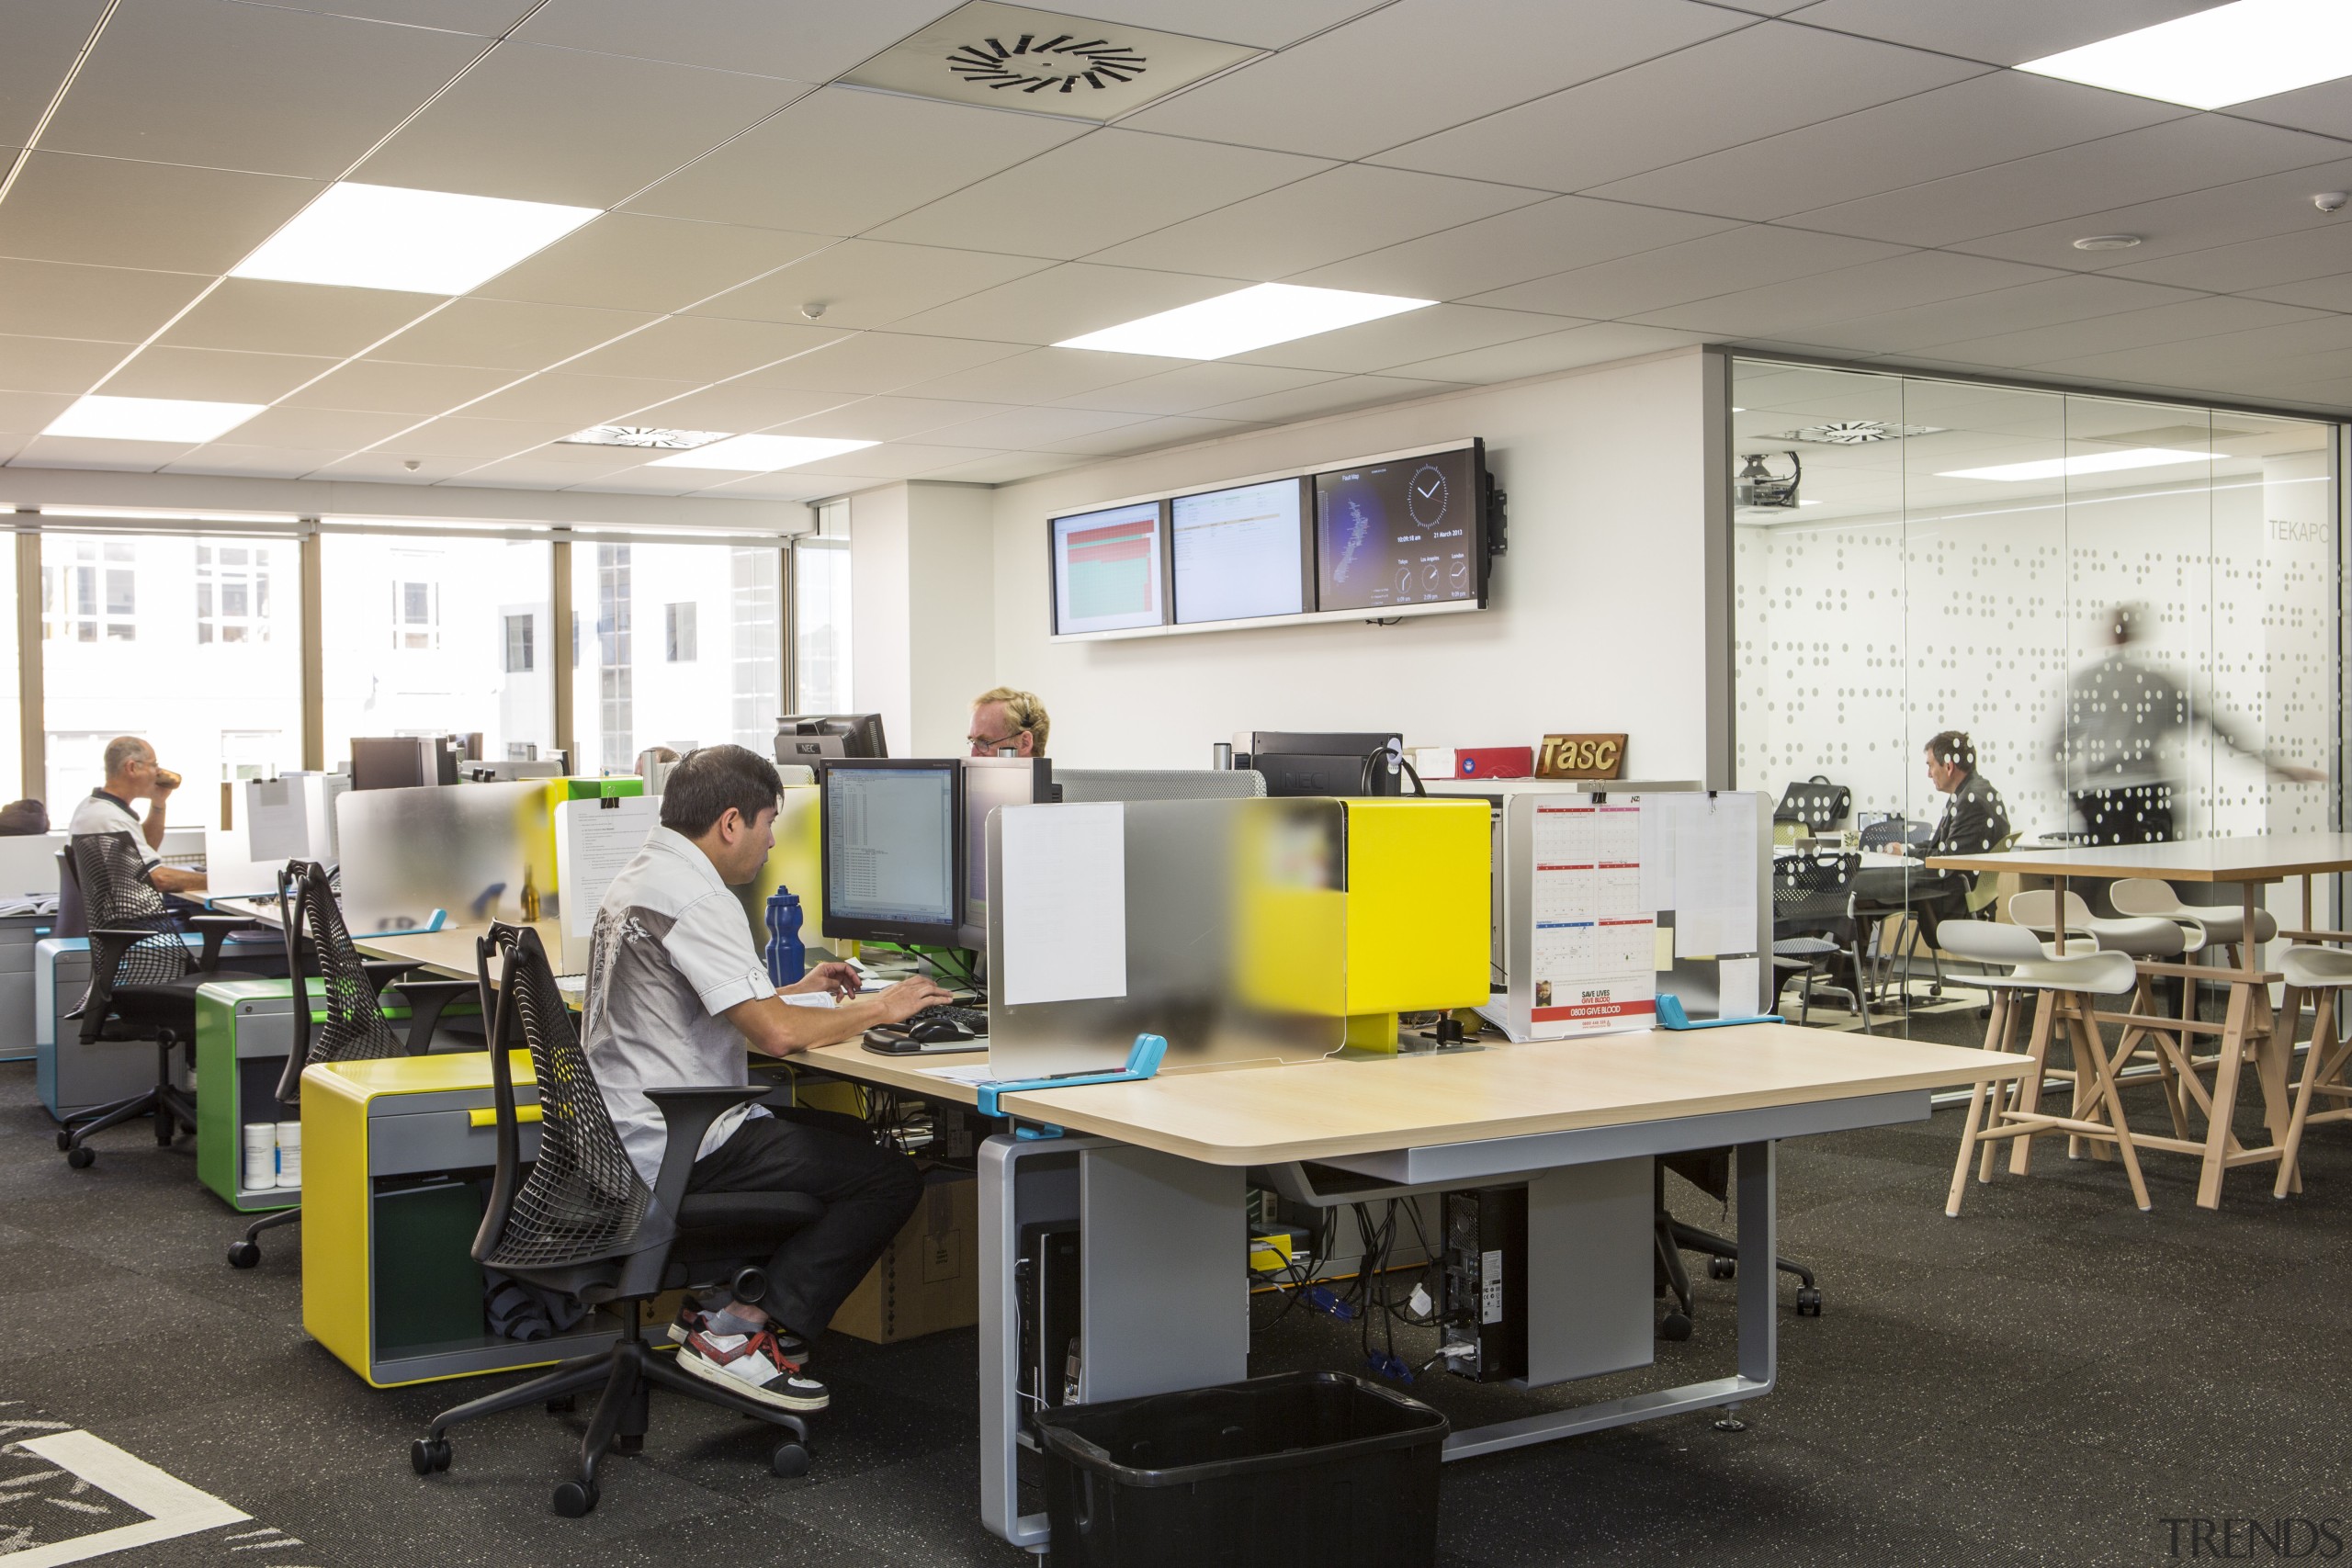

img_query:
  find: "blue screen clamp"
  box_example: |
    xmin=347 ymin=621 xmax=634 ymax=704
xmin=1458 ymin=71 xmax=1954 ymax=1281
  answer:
xmin=975 ymin=1032 xmax=1168 ymax=1119
xmin=1656 ymin=994 xmax=1782 ymax=1031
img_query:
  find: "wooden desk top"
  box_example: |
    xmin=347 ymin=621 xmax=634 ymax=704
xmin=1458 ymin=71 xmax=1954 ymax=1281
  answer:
xmin=1928 ymin=832 xmax=2352 ymax=884
xmin=352 ymin=919 xmax=563 ymax=978
xmin=802 ymin=1025 xmax=2028 ymax=1168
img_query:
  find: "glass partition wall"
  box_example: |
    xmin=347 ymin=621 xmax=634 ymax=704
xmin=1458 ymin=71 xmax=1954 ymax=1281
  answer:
xmin=1733 ymin=358 xmax=2342 ymax=1029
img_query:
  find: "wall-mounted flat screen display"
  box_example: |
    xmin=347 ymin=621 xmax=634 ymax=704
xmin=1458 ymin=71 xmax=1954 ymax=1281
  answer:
xmin=1170 ymin=478 xmax=1310 ymax=625
xmin=1050 ymin=501 xmax=1167 ymax=635
xmin=1314 ymin=444 xmax=1483 ymax=613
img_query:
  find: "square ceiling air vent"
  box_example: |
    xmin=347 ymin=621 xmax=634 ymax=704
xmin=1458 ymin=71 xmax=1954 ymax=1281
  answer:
xmin=842 ymin=2 xmax=1258 ymax=122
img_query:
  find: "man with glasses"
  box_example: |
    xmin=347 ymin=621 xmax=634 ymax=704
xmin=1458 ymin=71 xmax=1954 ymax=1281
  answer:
xmin=967 ymin=687 xmax=1049 ymax=759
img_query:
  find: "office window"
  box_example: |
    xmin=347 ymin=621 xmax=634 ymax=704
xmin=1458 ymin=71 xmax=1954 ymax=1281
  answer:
xmin=730 ymin=547 xmax=780 ymax=750
xmin=44 ymin=538 xmax=136 ymax=643
xmin=195 ymin=543 xmax=270 ymax=645
xmin=571 ymin=542 xmax=777 ymax=771
xmin=0 ymin=546 xmax=21 ymax=793
xmin=665 ymin=601 xmax=697 ymax=663
xmin=321 ymin=535 xmax=553 ymax=773
xmin=793 ymin=501 xmax=851 ymax=713
xmin=41 ymin=532 xmax=302 ymax=829
xmin=504 ymin=614 xmax=535 ymax=673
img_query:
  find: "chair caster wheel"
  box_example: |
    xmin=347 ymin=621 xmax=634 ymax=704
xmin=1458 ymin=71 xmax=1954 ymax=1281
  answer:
xmin=1795 ymin=1288 xmax=1823 ymax=1317
xmin=409 ymin=1438 xmax=451 ymax=1475
xmin=551 ymin=1480 xmax=598 ymax=1517
xmin=1660 ymin=1311 xmax=1692 ymax=1342
xmin=226 ymin=1241 xmax=260 ymax=1269
xmin=545 ymin=1397 xmax=575 ymax=1414
xmin=54 ymin=1131 xmax=72 ymax=1152
xmin=1707 ymin=1258 xmax=1736 ymax=1280
xmin=65 ymin=1146 xmax=94 ymax=1169
xmin=771 ymin=1441 xmax=810 ymax=1479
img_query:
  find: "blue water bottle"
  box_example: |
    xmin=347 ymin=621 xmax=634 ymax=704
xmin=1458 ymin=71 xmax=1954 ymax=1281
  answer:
xmin=763 ymin=887 xmax=806 ymax=987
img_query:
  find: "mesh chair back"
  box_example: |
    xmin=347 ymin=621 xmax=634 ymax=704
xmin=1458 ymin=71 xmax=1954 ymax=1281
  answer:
xmin=473 ymin=922 xmax=670 ymax=1274
xmin=71 ymin=831 xmax=191 ymax=992
xmin=1771 ymin=852 xmax=1860 ymax=932
xmin=1773 ymin=777 xmax=1851 ymax=830
xmin=1857 ymin=817 xmax=1913 ymax=852
xmin=271 ymin=859 xmax=405 ymax=1105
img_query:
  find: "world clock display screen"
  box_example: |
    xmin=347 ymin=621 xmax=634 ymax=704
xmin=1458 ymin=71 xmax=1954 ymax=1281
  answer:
xmin=1312 ymin=446 xmax=1479 ymax=613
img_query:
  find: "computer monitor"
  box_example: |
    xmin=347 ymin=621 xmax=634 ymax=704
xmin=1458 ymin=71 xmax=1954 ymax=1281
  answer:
xmin=820 ymin=759 xmax=962 ymax=947
xmin=775 ymin=713 xmax=887 ymax=762
xmin=1313 ymin=441 xmax=1488 ymax=613
xmin=1049 ymin=499 xmax=1168 ymax=636
xmin=959 ymin=756 xmax=1054 ymax=953
xmin=1170 ymin=478 xmax=1310 ymax=626
xmin=1241 ymin=730 xmax=1406 ymax=798
xmin=350 ymin=736 xmax=454 ymax=791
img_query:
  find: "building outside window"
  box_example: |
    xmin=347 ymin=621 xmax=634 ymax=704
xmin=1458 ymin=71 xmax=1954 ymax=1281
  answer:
xmin=504 ymin=613 xmax=535 ymax=673
xmin=393 ymin=574 xmax=438 ymax=650
xmin=44 ymin=538 xmax=136 ymax=643
xmin=195 ymin=544 xmax=269 ymax=645
xmin=571 ymin=540 xmax=780 ymax=772
xmin=665 ymin=601 xmax=697 ymax=663
xmin=730 ymin=547 xmax=780 ymax=750
xmin=793 ymin=501 xmax=851 ymax=713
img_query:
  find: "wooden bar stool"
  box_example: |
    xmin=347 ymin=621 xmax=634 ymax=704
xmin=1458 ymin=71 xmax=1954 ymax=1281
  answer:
xmin=2010 ymin=888 xmax=2200 ymax=1144
xmin=1939 ymin=921 xmax=2152 ymax=1215
xmin=2274 ymin=944 xmax=2352 ymax=1199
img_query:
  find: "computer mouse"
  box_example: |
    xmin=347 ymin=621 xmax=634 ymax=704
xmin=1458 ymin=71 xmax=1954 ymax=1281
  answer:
xmin=909 ymin=1018 xmax=974 ymax=1043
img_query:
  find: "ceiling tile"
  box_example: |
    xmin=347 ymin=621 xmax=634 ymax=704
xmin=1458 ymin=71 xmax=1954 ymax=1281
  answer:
xmin=304 ymin=451 xmax=477 ymax=483
xmin=1383 ymin=321 xmax=1713 ymax=383
xmin=2229 ymin=77 xmax=2352 ymax=142
xmin=2109 ymin=225 xmax=2352 ymax=295
xmin=0 ymin=258 xmax=209 ymax=341
xmin=353 ymin=41 xmax=811 ymax=207
xmin=1915 ymin=294 xmax=2325 ymax=369
xmin=162 ymin=445 xmax=345 ymax=478
xmin=563 ymin=468 xmax=708 ymax=496
xmin=1034 ymin=413 xmax=1246 ymax=456
xmin=475 ymin=214 xmax=831 ymax=314
xmin=898 ymin=345 xmax=1170 ymax=403
xmin=727 ymin=332 xmax=1028 ymax=395
xmin=368 ymin=297 xmax=659 ymax=371
xmin=12 ymin=434 xmax=192 ymax=470
xmin=1057 ymin=0 xmax=1361 ymax=48
xmin=1782 ymin=272 xmax=2199 ymax=354
xmin=516 ymin=0 xmax=953 ymax=84
xmin=256 ymin=0 xmax=537 ymax=34
xmin=0 ymin=334 xmax=129 ymax=395
xmin=1588 ymin=73 xmax=2184 ymax=223
xmin=2245 ymin=274 xmax=2352 ymax=313
xmin=1376 ymin=21 xmax=1985 ymax=191
xmin=687 ymin=241 xmax=1056 ymax=332
xmin=1192 ymin=373 xmax=1464 ymax=424
xmin=0 ymin=152 xmax=318 ymax=273
xmin=460 ymin=447 xmax=662 ymax=487
xmin=1088 ymin=165 xmax=1546 ymax=280
xmin=915 ymin=449 xmax=1080 ymax=483
xmin=1471 ymin=224 xmax=1905 ymax=320
xmin=621 ymin=383 xmax=855 ymax=431
xmin=557 ymin=315 xmax=846 ymax=382
xmin=43 ymin=0 xmax=482 ymax=178
xmin=771 ymin=441 xmax=981 ymax=479
xmin=867 ymin=130 xmax=1329 ymax=261
xmin=1783 ymin=115 xmax=2349 ymax=250
xmin=770 ymin=395 xmax=1001 ymax=440
xmin=1941 ymin=155 xmax=2352 ymax=272
xmin=101 ymin=344 xmax=341 ymax=401
xmin=886 ymin=262 xmax=1239 ymax=344
xmin=1123 ymin=0 xmax=1751 ymax=160
xmin=155 ymin=278 xmax=435 ymax=358
xmin=624 ymin=85 xmax=1087 ymax=237
xmin=380 ymin=415 xmax=579 ymax=459
xmin=0 ymin=390 xmax=78 ymax=435
xmin=1785 ymin=0 xmax=2220 ymax=65
xmin=1229 ymin=303 xmax=1584 ymax=375
xmin=219 ymin=404 xmax=419 ymax=450
xmin=1052 ymin=361 xmax=1340 ymax=415
xmin=280 ymin=357 xmax=514 ymax=415
xmin=1291 ymin=197 xmax=1742 ymax=301
xmin=1631 ymin=250 xmax=2066 ymax=337
xmin=1 ymin=0 xmax=107 ymax=146
xmin=456 ymin=371 xmax=700 ymax=424
xmin=925 ymin=404 xmax=1152 ymax=449
xmin=689 ymin=471 xmax=847 ymax=501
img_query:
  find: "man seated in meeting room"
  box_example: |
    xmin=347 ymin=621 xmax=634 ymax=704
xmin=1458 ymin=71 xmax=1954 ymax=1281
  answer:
xmin=67 ymin=736 xmax=204 ymax=896
xmin=1901 ymin=728 xmax=2008 ymax=948
xmin=582 ymin=743 xmax=949 ymax=1414
xmin=967 ymin=686 xmax=1048 ymax=758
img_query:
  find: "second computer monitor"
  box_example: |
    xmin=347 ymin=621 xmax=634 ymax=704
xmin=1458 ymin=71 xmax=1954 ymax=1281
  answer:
xmin=959 ymin=756 xmax=1054 ymax=952
xmin=820 ymin=758 xmax=962 ymax=948
xmin=776 ymin=713 xmax=888 ymax=762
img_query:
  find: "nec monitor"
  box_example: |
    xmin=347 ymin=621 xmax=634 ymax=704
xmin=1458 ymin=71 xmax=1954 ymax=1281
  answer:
xmin=1170 ymin=478 xmax=1311 ymax=626
xmin=775 ymin=713 xmax=887 ymax=761
xmin=1242 ymin=731 xmax=1406 ymax=798
xmin=820 ymin=759 xmax=962 ymax=947
xmin=1314 ymin=443 xmax=1486 ymax=614
xmin=1050 ymin=500 xmax=1168 ymax=636
xmin=958 ymin=756 xmax=1055 ymax=952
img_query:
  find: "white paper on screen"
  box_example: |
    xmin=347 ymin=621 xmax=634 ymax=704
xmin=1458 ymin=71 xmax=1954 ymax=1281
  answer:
xmin=1000 ymin=801 xmax=1127 ymax=1007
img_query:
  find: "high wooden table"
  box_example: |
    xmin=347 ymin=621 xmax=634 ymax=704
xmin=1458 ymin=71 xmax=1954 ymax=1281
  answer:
xmin=1928 ymin=833 xmax=2352 ymax=1207
xmin=805 ymin=1025 xmax=2025 ymax=1551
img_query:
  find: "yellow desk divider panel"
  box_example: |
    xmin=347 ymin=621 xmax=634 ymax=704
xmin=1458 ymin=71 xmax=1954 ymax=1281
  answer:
xmin=1340 ymin=798 xmax=1493 ymax=1051
xmin=302 ymin=1051 xmax=620 ymax=1388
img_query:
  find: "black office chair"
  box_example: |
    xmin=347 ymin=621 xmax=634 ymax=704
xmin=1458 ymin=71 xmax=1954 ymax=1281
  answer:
xmin=1770 ymin=851 xmax=1872 ymax=1033
xmin=226 ymin=860 xmax=476 ymax=1268
xmin=1653 ymin=1155 xmax=1819 ymax=1340
xmin=56 ymin=832 xmax=261 ymax=1168
xmin=411 ymin=923 xmax=820 ymax=1517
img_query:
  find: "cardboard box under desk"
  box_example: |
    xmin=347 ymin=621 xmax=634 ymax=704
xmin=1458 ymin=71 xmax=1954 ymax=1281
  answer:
xmin=831 ymin=1174 xmax=977 ymax=1345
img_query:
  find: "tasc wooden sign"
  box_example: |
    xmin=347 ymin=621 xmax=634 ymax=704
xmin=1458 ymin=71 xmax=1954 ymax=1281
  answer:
xmin=1535 ymin=734 xmax=1628 ymax=780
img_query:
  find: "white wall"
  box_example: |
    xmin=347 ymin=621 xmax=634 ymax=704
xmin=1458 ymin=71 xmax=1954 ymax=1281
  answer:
xmin=850 ymin=481 xmax=997 ymax=757
xmin=849 ymin=484 xmax=911 ymax=752
xmin=984 ymin=350 xmax=1714 ymax=773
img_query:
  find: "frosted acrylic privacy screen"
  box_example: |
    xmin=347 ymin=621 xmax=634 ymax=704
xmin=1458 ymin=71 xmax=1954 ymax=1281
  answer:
xmin=1315 ymin=445 xmax=1481 ymax=612
xmin=1051 ymin=501 xmax=1166 ymax=635
xmin=1171 ymin=478 xmax=1309 ymax=625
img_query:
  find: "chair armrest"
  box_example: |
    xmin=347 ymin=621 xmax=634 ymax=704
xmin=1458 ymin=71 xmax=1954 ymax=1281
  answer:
xmin=382 ymin=977 xmax=474 ymax=1055
xmin=186 ymin=913 xmax=259 ymax=972
xmin=642 ymin=1087 xmax=767 ymax=1215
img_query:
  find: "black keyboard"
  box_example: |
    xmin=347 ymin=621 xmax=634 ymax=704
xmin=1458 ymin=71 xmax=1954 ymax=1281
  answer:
xmin=910 ymin=1003 xmax=989 ymax=1034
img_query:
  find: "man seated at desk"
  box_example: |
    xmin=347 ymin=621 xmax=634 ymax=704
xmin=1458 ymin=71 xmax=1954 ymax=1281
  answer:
xmin=1902 ymin=728 xmax=2009 ymax=945
xmin=967 ymin=685 xmax=1048 ymax=758
xmin=67 ymin=736 xmax=204 ymax=896
xmin=582 ymin=743 xmax=949 ymax=1414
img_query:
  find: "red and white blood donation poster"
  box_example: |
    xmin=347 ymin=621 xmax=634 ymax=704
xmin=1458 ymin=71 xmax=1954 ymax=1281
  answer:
xmin=1529 ymin=801 xmax=1656 ymax=1038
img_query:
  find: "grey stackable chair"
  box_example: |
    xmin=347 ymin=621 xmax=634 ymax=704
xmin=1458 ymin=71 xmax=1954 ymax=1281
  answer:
xmin=2274 ymin=944 xmax=2352 ymax=1198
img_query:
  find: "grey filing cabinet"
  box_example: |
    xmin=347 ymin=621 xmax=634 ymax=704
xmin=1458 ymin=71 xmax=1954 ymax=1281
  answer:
xmin=0 ymin=913 xmax=54 ymax=1062
xmin=35 ymin=932 xmax=284 ymax=1122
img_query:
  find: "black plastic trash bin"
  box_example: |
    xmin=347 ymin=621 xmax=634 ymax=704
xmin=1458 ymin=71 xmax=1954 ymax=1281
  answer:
xmin=1035 ymin=1371 xmax=1448 ymax=1568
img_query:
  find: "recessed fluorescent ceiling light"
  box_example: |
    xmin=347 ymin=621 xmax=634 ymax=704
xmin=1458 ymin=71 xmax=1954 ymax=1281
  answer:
xmin=2018 ymin=0 xmax=2352 ymax=109
xmin=43 ymin=395 xmax=264 ymax=443
xmin=231 ymin=182 xmax=599 ymax=295
xmin=1939 ymin=447 xmax=2209 ymax=482
xmin=1057 ymin=283 xmax=1434 ymax=359
xmin=648 ymin=434 xmax=879 ymax=471
xmin=560 ymin=425 xmax=731 ymax=449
